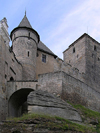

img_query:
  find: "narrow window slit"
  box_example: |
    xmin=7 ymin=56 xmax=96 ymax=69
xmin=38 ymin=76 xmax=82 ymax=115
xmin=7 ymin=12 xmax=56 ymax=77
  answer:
xmin=28 ymin=51 xmax=29 ymax=57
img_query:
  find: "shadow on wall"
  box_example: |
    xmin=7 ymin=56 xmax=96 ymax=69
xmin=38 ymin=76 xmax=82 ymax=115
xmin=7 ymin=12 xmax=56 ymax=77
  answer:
xmin=8 ymin=88 xmax=34 ymax=117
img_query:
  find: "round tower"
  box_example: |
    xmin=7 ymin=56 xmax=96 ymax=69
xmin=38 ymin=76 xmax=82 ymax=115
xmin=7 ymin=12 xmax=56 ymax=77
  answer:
xmin=10 ymin=14 xmax=40 ymax=80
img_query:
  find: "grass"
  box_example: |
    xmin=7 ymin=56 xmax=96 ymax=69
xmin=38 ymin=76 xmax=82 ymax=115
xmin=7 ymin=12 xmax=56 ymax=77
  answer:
xmin=73 ymin=104 xmax=100 ymax=119
xmin=6 ymin=102 xmax=100 ymax=132
xmin=67 ymin=101 xmax=100 ymax=119
xmin=6 ymin=113 xmax=96 ymax=133
xmin=67 ymin=101 xmax=100 ymax=133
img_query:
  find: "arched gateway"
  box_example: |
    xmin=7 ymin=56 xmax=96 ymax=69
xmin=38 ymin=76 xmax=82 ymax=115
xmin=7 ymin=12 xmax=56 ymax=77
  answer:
xmin=8 ymin=88 xmax=34 ymax=117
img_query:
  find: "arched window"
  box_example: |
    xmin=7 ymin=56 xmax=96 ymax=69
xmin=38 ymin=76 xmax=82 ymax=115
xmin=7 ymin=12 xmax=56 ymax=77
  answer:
xmin=10 ymin=77 xmax=14 ymax=81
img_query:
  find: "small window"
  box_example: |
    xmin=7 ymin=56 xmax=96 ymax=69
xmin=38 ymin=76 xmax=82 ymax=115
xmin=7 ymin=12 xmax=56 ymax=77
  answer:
xmin=28 ymin=51 xmax=29 ymax=57
xmin=10 ymin=77 xmax=14 ymax=81
xmin=42 ymin=54 xmax=46 ymax=63
xmin=28 ymin=32 xmax=30 ymax=39
xmin=94 ymin=45 xmax=97 ymax=51
xmin=73 ymin=47 xmax=75 ymax=53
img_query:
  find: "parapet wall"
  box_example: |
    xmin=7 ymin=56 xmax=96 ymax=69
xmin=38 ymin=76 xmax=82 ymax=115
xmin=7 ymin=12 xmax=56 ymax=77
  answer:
xmin=38 ymin=72 xmax=62 ymax=96
xmin=54 ymin=58 xmax=86 ymax=83
xmin=38 ymin=71 xmax=100 ymax=112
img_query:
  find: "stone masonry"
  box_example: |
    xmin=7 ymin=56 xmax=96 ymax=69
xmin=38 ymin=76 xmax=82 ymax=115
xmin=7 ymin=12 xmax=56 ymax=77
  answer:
xmin=0 ymin=14 xmax=100 ymax=121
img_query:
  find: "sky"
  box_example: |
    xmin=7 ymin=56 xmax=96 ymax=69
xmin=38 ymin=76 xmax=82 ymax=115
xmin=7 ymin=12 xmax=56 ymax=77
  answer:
xmin=0 ymin=0 xmax=100 ymax=59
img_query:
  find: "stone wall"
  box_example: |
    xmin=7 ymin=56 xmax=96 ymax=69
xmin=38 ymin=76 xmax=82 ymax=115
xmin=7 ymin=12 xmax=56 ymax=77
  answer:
xmin=0 ymin=35 xmax=22 ymax=121
xmin=55 ymin=58 xmax=85 ymax=83
xmin=63 ymin=34 xmax=100 ymax=93
xmin=0 ymin=85 xmax=7 ymax=121
xmin=61 ymin=71 xmax=100 ymax=111
xmin=7 ymin=81 xmax=38 ymax=99
xmin=11 ymin=27 xmax=39 ymax=80
xmin=63 ymin=34 xmax=86 ymax=73
xmin=7 ymin=81 xmax=37 ymax=117
xmin=38 ymin=71 xmax=100 ymax=112
xmin=85 ymin=35 xmax=100 ymax=92
xmin=0 ymin=35 xmax=22 ymax=82
xmin=0 ymin=18 xmax=10 ymax=47
xmin=38 ymin=71 xmax=62 ymax=96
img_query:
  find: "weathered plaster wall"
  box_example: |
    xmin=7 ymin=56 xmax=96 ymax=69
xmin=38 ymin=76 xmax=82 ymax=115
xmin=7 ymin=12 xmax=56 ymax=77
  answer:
xmin=36 ymin=50 xmax=58 ymax=79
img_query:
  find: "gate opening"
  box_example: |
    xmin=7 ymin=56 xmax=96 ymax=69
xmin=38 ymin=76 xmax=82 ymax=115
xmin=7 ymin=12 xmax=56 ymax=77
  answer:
xmin=8 ymin=88 xmax=33 ymax=117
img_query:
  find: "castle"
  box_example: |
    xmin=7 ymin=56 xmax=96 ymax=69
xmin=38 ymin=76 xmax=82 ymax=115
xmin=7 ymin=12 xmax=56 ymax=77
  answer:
xmin=0 ymin=14 xmax=100 ymax=121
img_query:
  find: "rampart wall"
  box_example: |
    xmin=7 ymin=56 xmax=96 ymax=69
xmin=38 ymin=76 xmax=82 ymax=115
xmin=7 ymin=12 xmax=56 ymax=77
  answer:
xmin=54 ymin=58 xmax=85 ymax=83
xmin=38 ymin=71 xmax=100 ymax=112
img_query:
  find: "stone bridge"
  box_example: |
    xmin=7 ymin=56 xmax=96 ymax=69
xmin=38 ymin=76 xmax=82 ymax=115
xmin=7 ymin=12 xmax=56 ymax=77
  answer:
xmin=7 ymin=81 xmax=38 ymax=117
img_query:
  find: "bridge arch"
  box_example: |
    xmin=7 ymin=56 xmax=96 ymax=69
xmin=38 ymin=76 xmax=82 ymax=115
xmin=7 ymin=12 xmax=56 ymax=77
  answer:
xmin=8 ymin=88 xmax=34 ymax=117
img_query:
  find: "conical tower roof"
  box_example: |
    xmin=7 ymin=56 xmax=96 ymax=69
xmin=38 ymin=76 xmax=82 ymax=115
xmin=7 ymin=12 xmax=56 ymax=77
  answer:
xmin=10 ymin=14 xmax=40 ymax=42
xmin=18 ymin=14 xmax=32 ymax=28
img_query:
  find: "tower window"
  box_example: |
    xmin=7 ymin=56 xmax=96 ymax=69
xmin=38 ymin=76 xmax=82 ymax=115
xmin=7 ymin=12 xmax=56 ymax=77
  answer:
xmin=28 ymin=51 xmax=29 ymax=57
xmin=94 ymin=45 xmax=97 ymax=51
xmin=28 ymin=32 xmax=30 ymax=39
xmin=73 ymin=47 xmax=75 ymax=53
xmin=42 ymin=54 xmax=46 ymax=63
